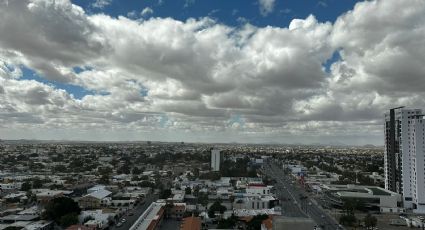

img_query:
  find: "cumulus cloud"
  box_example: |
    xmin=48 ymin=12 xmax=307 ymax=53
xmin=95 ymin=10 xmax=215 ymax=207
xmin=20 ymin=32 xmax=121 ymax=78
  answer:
xmin=140 ymin=7 xmax=154 ymax=17
xmin=92 ymin=0 xmax=112 ymax=9
xmin=0 ymin=0 xmax=424 ymax=144
xmin=259 ymin=0 xmax=275 ymax=16
xmin=0 ymin=0 xmax=108 ymax=82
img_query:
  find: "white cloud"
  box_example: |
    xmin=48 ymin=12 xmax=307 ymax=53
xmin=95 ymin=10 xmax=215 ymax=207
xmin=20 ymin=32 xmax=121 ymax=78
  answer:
xmin=0 ymin=0 xmax=424 ymax=144
xmin=127 ymin=10 xmax=137 ymax=19
xmin=140 ymin=7 xmax=154 ymax=17
xmin=259 ymin=0 xmax=275 ymax=16
xmin=184 ymin=0 xmax=195 ymax=8
xmin=91 ymin=0 xmax=112 ymax=9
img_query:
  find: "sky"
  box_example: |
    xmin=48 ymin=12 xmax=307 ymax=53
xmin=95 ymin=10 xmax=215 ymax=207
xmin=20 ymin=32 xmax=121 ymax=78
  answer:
xmin=0 ymin=0 xmax=425 ymax=145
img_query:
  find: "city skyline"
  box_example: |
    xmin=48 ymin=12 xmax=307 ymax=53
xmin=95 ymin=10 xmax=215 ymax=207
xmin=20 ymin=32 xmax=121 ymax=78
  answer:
xmin=1 ymin=0 xmax=425 ymax=145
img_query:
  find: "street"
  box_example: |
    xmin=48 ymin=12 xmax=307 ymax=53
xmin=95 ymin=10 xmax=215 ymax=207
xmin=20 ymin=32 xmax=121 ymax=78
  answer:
xmin=111 ymin=194 xmax=157 ymax=230
xmin=263 ymin=161 xmax=343 ymax=230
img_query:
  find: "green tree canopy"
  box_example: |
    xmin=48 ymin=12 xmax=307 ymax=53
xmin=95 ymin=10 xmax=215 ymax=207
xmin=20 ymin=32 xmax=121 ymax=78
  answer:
xmin=247 ymin=214 xmax=269 ymax=230
xmin=160 ymin=189 xmax=172 ymax=199
xmin=217 ymin=215 xmax=238 ymax=229
xmin=364 ymin=213 xmax=377 ymax=229
xmin=59 ymin=213 xmax=79 ymax=227
xmin=44 ymin=197 xmax=81 ymax=223
xmin=21 ymin=182 xmax=31 ymax=191
xmin=208 ymin=201 xmax=227 ymax=218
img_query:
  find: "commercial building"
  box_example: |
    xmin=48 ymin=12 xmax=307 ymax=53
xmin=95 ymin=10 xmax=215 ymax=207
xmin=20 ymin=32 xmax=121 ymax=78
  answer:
xmin=211 ymin=149 xmax=221 ymax=172
xmin=322 ymin=184 xmax=402 ymax=213
xmin=78 ymin=189 xmax=112 ymax=209
xmin=130 ymin=202 xmax=165 ymax=230
xmin=246 ymin=184 xmax=273 ymax=195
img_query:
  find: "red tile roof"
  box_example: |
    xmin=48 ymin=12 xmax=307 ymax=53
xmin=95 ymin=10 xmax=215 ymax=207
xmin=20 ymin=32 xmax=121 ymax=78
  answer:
xmin=180 ymin=216 xmax=201 ymax=230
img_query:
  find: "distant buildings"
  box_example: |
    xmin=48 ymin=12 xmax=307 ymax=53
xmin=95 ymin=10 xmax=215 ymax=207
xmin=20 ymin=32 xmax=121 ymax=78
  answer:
xmin=211 ymin=149 xmax=221 ymax=171
xmin=384 ymin=107 xmax=425 ymax=213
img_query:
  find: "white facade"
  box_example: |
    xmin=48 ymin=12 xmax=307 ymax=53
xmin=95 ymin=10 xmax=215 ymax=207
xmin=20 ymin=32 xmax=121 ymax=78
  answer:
xmin=211 ymin=149 xmax=220 ymax=172
xmin=233 ymin=196 xmax=276 ymax=210
xmin=408 ymin=116 xmax=425 ymax=213
xmin=385 ymin=108 xmax=425 ymax=213
xmin=384 ymin=109 xmax=421 ymax=203
xmin=246 ymin=186 xmax=272 ymax=195
xmin=79 ymin=210 xmax=112 ymax=229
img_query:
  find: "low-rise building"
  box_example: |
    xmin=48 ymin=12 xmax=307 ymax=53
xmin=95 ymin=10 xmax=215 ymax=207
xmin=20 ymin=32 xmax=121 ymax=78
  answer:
xmin=322 ymin=184 xmax=402 ymax=212
xmin=180 ymin=216 xmax=201 ymax=230
xmin=129 ymin=202 xmax=165 ymax=230
xmin=79 ymin=190 xmax=112 ymax=210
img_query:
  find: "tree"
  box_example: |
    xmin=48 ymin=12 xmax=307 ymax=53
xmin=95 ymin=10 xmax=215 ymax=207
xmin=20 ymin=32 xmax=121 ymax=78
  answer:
xmin=32 ymin=178 xmax=43 ymax=189
xmin=140 ymin=181 xmax=155 ymax=188
xmin=160 ymin=189 xmax=172 ymax=199
xmin=208 ymin=201 xmax=226 ymax=218
xmin=59 ymin=213 xmax=79 ymax=227
xmin=193 ymin=186 xmax=200 ymax=197
xmin=185 ymin=187 xmax=192 ymax=195
xmin=21 ymin=182 xmax=32 ymax=191
xmin=140 ymin=175 xmax=149 ymax=180
xmin=98 ymin=174 xmax=110 ymax=185
xmin=364 ymin=213 xmax=377 ymax=229
xmin=247 ymin=214 xmax=269 ymax=230
xmin=193 ymin=168 xmax=200 ymax=178
xmin=132 ymin=167 xmax=142 ymax=175
xmin=117 ymin=165 xmax=130 ymax=174
xmin=339 ymin=214 xmax=357 ymax=227
xmin=198 ymin=192 xmax=209 ymax=209
xmin=44 ymin=197 xmax=81 ymax=223
xmin=217 ymin=215 xmax=238 ymax=229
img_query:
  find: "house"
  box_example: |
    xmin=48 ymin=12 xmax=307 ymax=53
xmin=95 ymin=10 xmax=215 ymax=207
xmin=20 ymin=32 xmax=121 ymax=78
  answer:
xmin=87 ymin=185 xmax=107 ymax=194
xmin=23 ymin=220 xmax=53 ymax=230
xmin=79 ymin=190 xmax=112 ymax=209
xmin=35 ymin=190 xmax=73 ymax=205
xmin=169 ymin=203 xmax=186 ymax=219
xmin=79 ymin=210 xmax=112 ymax=230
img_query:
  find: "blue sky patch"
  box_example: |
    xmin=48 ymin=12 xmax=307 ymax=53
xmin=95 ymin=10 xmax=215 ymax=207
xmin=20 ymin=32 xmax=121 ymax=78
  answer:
xmin=20 ymin=67 xmax=95 ymax=100
xmin=74 ymin=0 xmax=362 ymax=28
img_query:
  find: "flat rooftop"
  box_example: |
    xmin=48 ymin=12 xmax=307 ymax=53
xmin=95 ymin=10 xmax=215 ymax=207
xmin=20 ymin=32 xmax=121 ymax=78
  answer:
xmin=0 ymin=214 xmax=39 ymax=222
xmin=273 ymin=217 xmax=316 ymax=230
xmin=130 ymin=202 xmax=165 ymax=230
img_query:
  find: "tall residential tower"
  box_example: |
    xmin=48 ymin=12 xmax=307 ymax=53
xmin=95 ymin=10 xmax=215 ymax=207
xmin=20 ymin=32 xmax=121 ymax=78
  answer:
xmin=384 ymin=107 xmax=425 ymax=213
xmin=211 ymin=149 xmax=221 ymax=172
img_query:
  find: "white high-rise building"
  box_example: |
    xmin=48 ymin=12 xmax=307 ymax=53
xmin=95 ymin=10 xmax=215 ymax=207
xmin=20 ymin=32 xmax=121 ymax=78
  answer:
xmin=384 ymin=107 xmax=425 ymax=213
xmin=407 ymin=115 xmax=425 ymax=213
xmin=211 ymin=149 xmax=220 ymax=171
